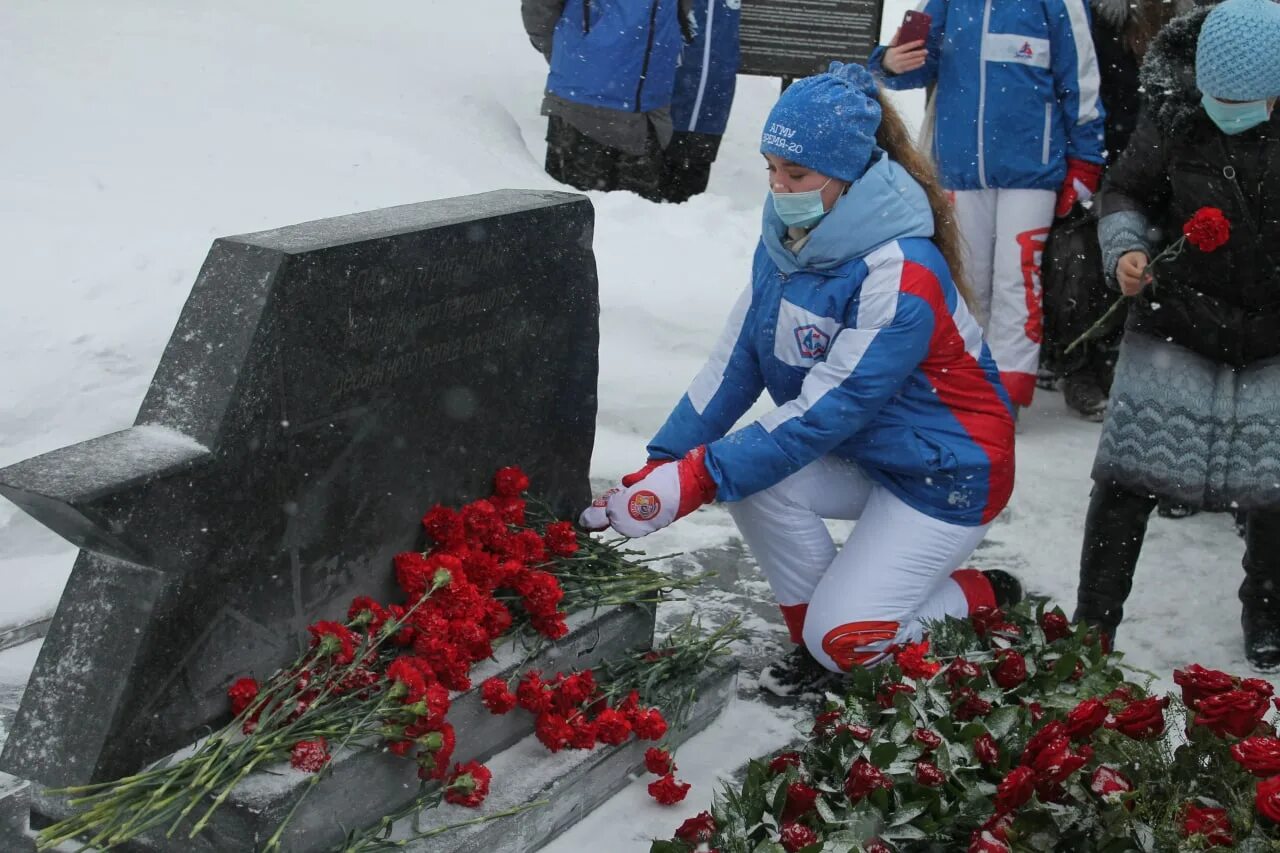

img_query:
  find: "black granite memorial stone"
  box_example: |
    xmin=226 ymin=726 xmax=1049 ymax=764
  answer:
xmin=0 ymin=190 xmax=600 ymax=788
xmin=739 ymin=0 xmax=883 ymax=78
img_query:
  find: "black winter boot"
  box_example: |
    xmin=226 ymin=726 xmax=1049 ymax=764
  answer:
xmin=759 ymin=645 xmax=841 ymax=699
xmin=1063 ymin=370 xmax=1108 ymax=422
xmin=1241 ymin=509 xmax=1280 ymax=672
xmin=982 ymin=570 xmax=1024 ymax=609
xmin=1074 ymin=481 xmax=1157 ymax=640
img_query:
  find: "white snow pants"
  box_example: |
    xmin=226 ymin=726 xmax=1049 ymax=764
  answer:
xmin=726 ymin=456 xmax=993 ymax=673
xmin=952 ymin=188 xmax=1056 ymax=407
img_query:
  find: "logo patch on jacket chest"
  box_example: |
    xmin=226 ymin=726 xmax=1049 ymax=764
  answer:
xmin=774 ymin=298 xmax=842 ymax=367
xmin=794 ymin=324 xmax=832 ymax=359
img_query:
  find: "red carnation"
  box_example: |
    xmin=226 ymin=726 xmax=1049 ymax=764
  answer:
xmin=394 ymin=552 xmax=435 ymax=602
xmin=1196 ymin=689 xmax=1270 ymax=739
xmin=532 ymin=612 xmax=569 ymax=640
xmin=290 ymin=738 xmax=330 ymax=773
xmin=480 ymin=677 xmax=517 ymax=715
xmin=347 ymin=596 xmax=387 ymax=633
xmin=535 ymin=712 xmax=574 ymax=753
xmin=414 ymin=721 xmax=456 ymax=781
xmin=645 ymin=747 xmax=675 ymax=775
xmin=844 ymin=758 xmax=893 ymax=802
xmin=1089 ymin=765 xmax=1133 ymax=800
xmin=1174 ymin=663 xmax=1236 ymax=709
xmin=974 ymin=733 xmax=1001 ymax=766
xmin=227 ymin=677 xmax=259 ymax=716
xmin=632 ymin=708 xmax=669 ymax=741
xmin=554 ymin=670 xmax=597 ymax=711
xmin=674 ymin=811 xmax=716 ymax=843
xmin=782 ymin=781 xmax=819 ymax=821
xmin=1106 ymin=696 xmax=1168 ymax=740
xmin=421 ymin=504 xmax=464 ymax=548
xmin=567 ymin=715 xmax=597 ymax=750
xmin=914 ymin=728 xmax=942 ymax=751
xmin=648 ymin=773 xmax=691 ymax=805
xmin=916 ymin=760 xmax=946 ymax=787
xmin=894 ymin=640 xmax=942 ymax=679
xmin=994 ymin=766 xmax=1035 ymax=813
xmin=1065 ymin=698 xmax=1109 ymax=740
xmin=1183 ymin=802 xmax=1235 ymax=844
xmin=779 ymin=822 xmax=818 ymax=852
xmin=490 ymin=495 xmax=526 ymax=527
xmin=518 ymin=671 xmax=553 ymax=714
xmin=1259 ymin=776 xmax=1280 ymax=823
xmin=386 ymin=656 xmax=429 ymax=703
xmin=1183 ymin=207 xmax=1231 ymax=253
xmin=769 ymin=751 xmax=803 ymax=774
xmin=1040 ymin=611 xmax=1071 ymax=642
xmin=543 ymin=520 xmax=579 ymax=557
xmin=993 ymin=650 xmax=1027 ymax=689
xmin=444 ymin=760 xmax=492 ymax=808
xmin=493 ymin=465 xmax=531 ymax=497
xmin=593 ymin=708 xmax=633 ymax=746
xmin=1233 ymin=736 xmax=1280 ymax=777
xmin=307 ymin=621 xmax=357 ymax=665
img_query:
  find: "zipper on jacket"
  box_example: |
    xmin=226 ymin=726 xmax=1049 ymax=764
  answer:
xmin=1041 ymin=103 xmax=1052 ymax=165
xmin=976 ymin=0 xmax=993 ymax=189
xmin=634 ymin=0 xmax=661 ymax=112
xmin=582 ymin=0 xmax=591 ymax=34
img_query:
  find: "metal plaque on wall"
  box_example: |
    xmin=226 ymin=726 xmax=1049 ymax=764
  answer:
xmin=738 ymin=0 xmax=884 ymax=78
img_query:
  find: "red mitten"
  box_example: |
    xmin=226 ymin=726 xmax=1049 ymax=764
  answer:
xmin=621 ymin=458 xmax=673 ymax=487
xmin=1055 ymin=158 xmax=1103 ymax=218
xmin=604 ymin=447 xmax=718 ymax=538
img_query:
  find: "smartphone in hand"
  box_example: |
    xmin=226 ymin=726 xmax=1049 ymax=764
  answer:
xmin=898 ymin=10 xmax=932 ymax=44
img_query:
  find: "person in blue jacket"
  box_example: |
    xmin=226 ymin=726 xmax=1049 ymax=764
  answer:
xmin=522 ymin=0 xmax=694 ymax=201
xmin=581 ymin=63 xmax=1020 ymax=694
xmin=659 ymin=0 xmax=741 ymax=202
xmin=870 ymin=0 xmax=1107 ymax=414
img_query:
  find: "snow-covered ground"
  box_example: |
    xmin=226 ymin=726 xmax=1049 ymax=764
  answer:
xmin=0 ymin=1 xmax=1260 ymax=849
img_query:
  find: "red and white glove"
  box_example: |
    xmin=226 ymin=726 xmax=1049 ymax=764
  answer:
xmin=577 ymin=448 xmax=717 ymax=538
xmin=1054 ymin=158 xmax=1103 ymax=218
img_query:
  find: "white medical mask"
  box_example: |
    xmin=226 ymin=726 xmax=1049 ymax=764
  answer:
xmin=771 ymin=179 xmax=833 ymax=229
xmin=1202 ymin=94 xmax=1274 ymax=135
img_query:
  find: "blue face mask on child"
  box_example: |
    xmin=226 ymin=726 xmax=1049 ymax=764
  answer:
xmin=1201 ymin=94 xmax=1274 ymax=135
xmin=772 ymin=179 xmax=833 ymax=229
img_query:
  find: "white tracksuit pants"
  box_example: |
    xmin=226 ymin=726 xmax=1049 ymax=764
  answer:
xmin=726 ymin=456 xmax=993 ymax=673
xmin=952 ymin=188 xmax=1056 ymax=408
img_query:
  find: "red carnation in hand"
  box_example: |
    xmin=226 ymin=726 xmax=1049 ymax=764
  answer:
xmin=645 ymin=747 xmax=675 ymax=775
xmin=993 ymin=649 xmax=1027 ymax=689
xmin=673 ymin=811 xmax=716 ymax=843
xmin=290 ymin=738 xmax=331 ymax=773
xmin=593 ymin=708 xmax=633 ymax=746
xmin=632 ymin=708 xmax=668 ymax=741
xmin=916 ymin=760 xmax=946 ymax=787
xmin=1195 ymin=689 xmax=1270 ymax=739
xmin=493 ymin=465 xmax=531 ymax=497
xmin=1173 ymin=663 xmax=1236 ymax=708
xmin=769 ymin=751 xmax=803 ymax=774
xmin=480 ymin=677 xmax=517 ymax=715
xmin=648 ymin=773 xmax=691 ymax=805
xmin=1183 ymin=207 xmax=1231 ymax=252
xmin=1183 ymin=802 xmax=1234 ymax=844
xmin=1233 ymin=736 xmax=1280 ymax=777
xmin=1065 ymin=697 xmax=1109 ymax=740
xmin=894 ymin=640 xmax=942 ymax=679
xmin=1106 ymin=696 xmax=1168 ymax=740
xmin=779 ymin=822 xmax=818 ymax=852
xmin=844 ymin=758 xmax=893 ymax=802
xmin=994 ymin=766 xmax=1035 ymax=813
xmin=1040 ymin=611 xmax=1071 ymax=642
xmin=307 ymin=621 xmax=358 ymax=665
xmin=227 ymin=677 xmax=259 ymax=716
xmin=782 ymin=781 xmax=819 ymax=820
xmin=974 ymin=733 xmax=1001 ymax=766
xmin=543 ymin=520 xmax=579 ymax=557
xmin=444 ymin=760 xmax=492 ymax=808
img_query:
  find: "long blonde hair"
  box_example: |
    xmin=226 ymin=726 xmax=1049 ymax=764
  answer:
xmin=873 ymin=92 xmax=974 ymax=308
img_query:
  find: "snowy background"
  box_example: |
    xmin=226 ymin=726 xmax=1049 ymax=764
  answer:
xmin=0 ymin=0 xmax=1261 ymax=848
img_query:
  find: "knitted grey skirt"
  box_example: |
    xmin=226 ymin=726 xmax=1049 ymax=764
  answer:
xmin=1092 ymin=331 xmax=1280 ymax=511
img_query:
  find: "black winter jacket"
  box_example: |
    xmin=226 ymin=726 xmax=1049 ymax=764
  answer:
xmin=1099 ymin=8 xmax=1280 ymax=366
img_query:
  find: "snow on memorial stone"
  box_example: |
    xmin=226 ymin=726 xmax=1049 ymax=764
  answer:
xmin=0 ymin=190 xmax=599 ymax=787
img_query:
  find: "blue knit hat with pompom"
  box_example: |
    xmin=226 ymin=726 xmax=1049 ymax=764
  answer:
xmin=1196 ymin=0 xmax=1280 ymax=101
xmin=759 ymin=61 xmax=882 ymax=182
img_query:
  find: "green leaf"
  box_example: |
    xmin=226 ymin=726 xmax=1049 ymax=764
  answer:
xmin=649 ymin=843 xmax=688 ymax=853
xmin=881 ymin=823 xmax=927 ymax=841
xmin=871 ymin=741 xmax=899 ymax=767
xmin=888 ymin=798 xmax=930 ymax=827
xmin=984 ymin=705 xmax=1020 ymax=740
xmin=752 ymin=841 xmax=787 ymax=853
xmin=814 ymin=795 xmax=838 ymax=825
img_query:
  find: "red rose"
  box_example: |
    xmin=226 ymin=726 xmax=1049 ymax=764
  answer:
xmin=290 ymin=738 xmax=330 ymax=773
xmin=543 ymin=520 xmax=579 ymax=557
xmin=971 ymin=606 xmax=1006 ymax=637
xmin=227 ymin=677 xmax=259 ymax=716
xmin=1065 ymin=698 xmax=1109 ymax=740
xmin=1183 ymin=802 xmax=1235 ymax=845
xmin=517 ymin=671 xmax=552 ymax=714
xmin=1233 ymin=737 xmax=1280 ymax=777
xmin=769 ymin=751 xmax=803 ymax=774
xmin=480 ymin=677 xmax=517 ymax=715
xmin=633 ymin=708 xmax=669 ymax=741
xmin=916 ymin=761 xmax=946 ymax=787
xmin=645 ymin=747 xmax=675 ymax=775
xmin=845 ymin=758 xmax=893 ymax=802
xmin=974 ymin=733 xmax=1001 ymax=766
xmin=444 ymin=760 xmax=492 ymax=808
xmin=844 ymin=724 xmax=874 ymax=742
xmin=1025 ymin=701 xmax=1046 ymax=723
xmin=1182 ymin=206 xmax=1231 ymax=252
xmin=783 ymin=781 xmax=819 ymax=821
xmin=493 ymin=465 xmax=530 ymax=497
xmin=994 ymin=766 xmax=1036 ymax=813
xmin=953 ymin=688 xmax=993 ymax=721
xmin=1107 ymin=696 xmax=1169 ymax=740
xmin=1259 ymin=776 xmax=1280 ymax=823
xmin=993 ymin=650 xmax=1027 ymax=689
xmin=779 ymin=822 xmax=818 ymax=852
xmin=1173 ymin=663 xmax=1236 ymax=708
xmin=1195 ymin=689 xmax=1271 ymax=739
xmin=593 ymin=708 xmax=633 ymax=746
xmin=914 ymin=729 xmax=942 ymax=751
xmin=946 ymin=659 xmax=984 ymax=685
xmin=1089 ymin=766 xmax=1133 ymax=800
xmin=894 ymin=640 xmax=942 ymax=679
xmin=877 ymin=682 xmax=916 ymax=709
xmin=1040 ymin=611 xmax=1071 ymax=642
xmin=812 ymin=710 xmax=842 ymax=736
xmin=535 ymin=712 xmax=573 ymax=753
xmin=864 ymin=841 xmax=894 ymax=853
xmin=1243 ymin=678 xmax=1276 ymax=698
xmin=307 ymin=620 xmax=358 ymax=665
xmin=969 ymin=829 xmax=1011 ymax=853
xmin=674 ymin=811 xmax=716 ymax=843
xmin=1030 ymin=736 xmax=1090 ymax=786
xmin=648 ymin=773 xmax=691 ymax=805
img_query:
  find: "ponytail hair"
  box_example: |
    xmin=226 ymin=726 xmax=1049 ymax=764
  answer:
xmin=873 ymin=92 xmax=974 ymax=309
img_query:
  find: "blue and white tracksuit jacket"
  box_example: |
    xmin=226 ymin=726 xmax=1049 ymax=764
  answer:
xmin=647 ymin=156 xmax=1016 ymax=526
xmin=671 ymin=0 xmax=740 ymax=136
xmin=868 ymin=0 xmax=1106 ymax=190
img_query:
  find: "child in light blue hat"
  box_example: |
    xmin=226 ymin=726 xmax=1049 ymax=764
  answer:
xmin=1196 ymin=0 xmax=1280 ymax=133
